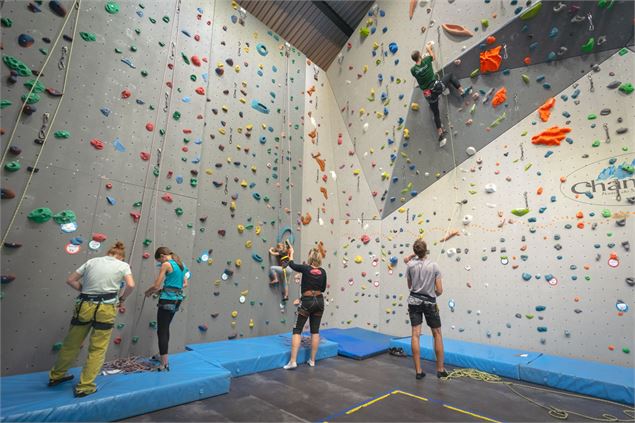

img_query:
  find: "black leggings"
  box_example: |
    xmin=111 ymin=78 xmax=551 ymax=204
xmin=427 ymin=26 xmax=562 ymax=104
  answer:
xmin=157 ymin=299 xmax=181 ymax=355
xmin=426 ymin=73 xmax=461 ymax=130
xmin=293 ymin=296 xmax=324 ymax=334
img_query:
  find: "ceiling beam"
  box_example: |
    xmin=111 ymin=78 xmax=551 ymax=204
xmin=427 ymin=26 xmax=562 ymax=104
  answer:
xmin=311 ymin=0 xmax=354 ymax=37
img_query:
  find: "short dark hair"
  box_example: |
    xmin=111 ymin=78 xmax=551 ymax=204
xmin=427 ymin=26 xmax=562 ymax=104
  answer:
xmin=411 ymin=50 xmax=421 ymax=62
xmin=413 ymin=238 xmax=427 ymax=258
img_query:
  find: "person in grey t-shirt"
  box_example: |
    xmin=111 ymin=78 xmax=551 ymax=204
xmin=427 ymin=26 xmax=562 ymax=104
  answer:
xmin=404 ymin=238 xmax=448 ymax=380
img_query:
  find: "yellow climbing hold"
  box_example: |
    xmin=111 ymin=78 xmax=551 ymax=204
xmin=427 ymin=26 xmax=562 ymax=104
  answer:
xmin=398 ymin=207 xmax=406 ymax=213
xmin=235 ymin=259 xmax=242 ymax=267
xmin=353 ymin=169 xmax=360 ymax=175
xmin=354 ymin=255 xmax=363 ymax=263
xmin=231 ymin=310 xmax=238 ymax=318
xmin=219 ymin=128 xmax=226 ymax=135
xmin=403 ymin=128 xmax=410 ymax=139
xmin=249 ymin=319 xmax=254 ymax=329
xmin=411 ymin=102 xmax=420 ymax=111
xmin=240 ymin=289 xmax=249 ymax=296
xmin=240 ymin=179 xmax=248 ymax=187
xmin=205 ymin=168 xmax=213 ymax=175
xmin=245 ymin=124 xmax=253 ymax=131
xmin=255 ymin=225 xmax=262 ymax=235
xmin=245 ymin=240 xmax=253 ymax=248
xmin=234 ymin=65 xmax=240 ymax=72
xmin=237 ymin=224 xmax=245 ymax=233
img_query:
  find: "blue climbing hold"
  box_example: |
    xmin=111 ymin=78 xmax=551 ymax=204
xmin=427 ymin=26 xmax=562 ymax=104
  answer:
xmin=106 ymin=196 xmax=116 ymax=205
xmin=388 ymin=42 xmax=398 ymax=54
xmin=522 ymin=272 xmax=532 ymax=281
xmin=256 ymin=43 xmax=268 ymax=56
xmin=100 ymin=107 xmax=111 ymax=117
xmin=18 ymin=34 xmax=35 ymax=48
xmin=251 ymin=100 xmax=269 ymax=114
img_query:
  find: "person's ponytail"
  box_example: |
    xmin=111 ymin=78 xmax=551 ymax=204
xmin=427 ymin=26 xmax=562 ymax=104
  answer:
xmin=154 ymin=246 xmax=184 ymax=271
xmin=171 ymin=253 xmax=184 ymax=271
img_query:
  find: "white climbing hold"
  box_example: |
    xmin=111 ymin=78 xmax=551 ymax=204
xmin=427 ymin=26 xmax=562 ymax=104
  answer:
xmin=446 ymin=248 xmax=456 ymax=257
xmin=466 ymin=146 xmax=476 ymax=156
xmin=362 ymin=122 xmax=369 ymax=132
xmin=462 ymin=215 xmax=473 ymax=225
xmin=485 ymin=183 xmax=497 ymax=193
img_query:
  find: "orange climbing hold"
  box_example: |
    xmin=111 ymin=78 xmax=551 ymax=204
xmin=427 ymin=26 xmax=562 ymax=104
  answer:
xmin=479 ymin=45 xmax=502 ymax=73
xmin=576 ymin=211 xmax=584 ymax=219
xmin=306 ymin=85 xmax=316 ymax=96
xmin=311 ymin=152 xmax=326 ymax=171
xmin=491 ymin=87 xmax=507 ymax=107
xmin=577 ymin=222 xmax=585 ymax=229
xmin=538 ymin=97 xmax=556 ymax=122
xmin=308 ymin=128 xmax=317 ymax=140
xmin=523 ymin=56 xmax=531 ymax=65
xmin=320 ymin=187 xmax=328 ymax=199
xmin=531 ymin=126 xmax=571 ymax=146
xmin=560 ymin=176 xmax=567 ymax=183
xmin=536 ymin=186 xmax=543 ymax=195
xmin=300 ymin=212 xmax=312 ymax=225
xmin=486 ymin=36 xmax=496 ymax=44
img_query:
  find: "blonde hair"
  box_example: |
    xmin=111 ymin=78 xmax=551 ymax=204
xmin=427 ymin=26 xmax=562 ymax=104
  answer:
xmin=107 ymin=241 xmax=126 ymax=259
xmin=307 ymin=248 xmax=322 ymax=267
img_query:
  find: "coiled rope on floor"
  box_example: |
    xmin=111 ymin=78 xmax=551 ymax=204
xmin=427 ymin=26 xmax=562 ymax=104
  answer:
xmin=101 ymin=356 xmax=156 ymax=375
xmin=441 ymin=368 xmax=635 ymax=422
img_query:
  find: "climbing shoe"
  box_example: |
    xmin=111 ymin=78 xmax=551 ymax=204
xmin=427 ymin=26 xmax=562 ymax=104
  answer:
xmin=437 ymin=369 xmax=449 ymax=379
xmin=157 ymin=364 xmax=170 ymax=372
xmin=416 ymin=372 xmax=426 ymax=380
xmin=283 ymin=361 xmax=297 ymax=370
xmin=461 ymin=86 xmax=473 ymax=98
xmin=73 ymin=387 xmax=96 ymax=398
xmin=48 ymin=374 xmax=74 ymax=387
xmin=388 ymin=347 xmax=407 ymax=357
xmin=438 ymin=132 xmax=447 ymax=147
xmin=307 ymin=359 xmax=315 ymax=367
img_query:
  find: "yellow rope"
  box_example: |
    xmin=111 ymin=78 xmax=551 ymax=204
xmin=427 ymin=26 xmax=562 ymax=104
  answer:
xmin=441 ymin=368 xmax=635 ymax=422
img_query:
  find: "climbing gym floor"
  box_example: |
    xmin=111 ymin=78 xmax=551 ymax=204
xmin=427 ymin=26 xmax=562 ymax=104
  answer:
xmin=125 ymin=354 xmax=631 ymax=422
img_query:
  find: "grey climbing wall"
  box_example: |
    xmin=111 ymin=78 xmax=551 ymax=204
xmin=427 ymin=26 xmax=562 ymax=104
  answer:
xmin=1 ymin=0 xmax=306 ymax=375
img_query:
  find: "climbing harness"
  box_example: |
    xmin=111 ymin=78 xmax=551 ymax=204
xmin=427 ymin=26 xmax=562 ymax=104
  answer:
xmin=441 ymin=369 xmax=635 ymax=422
xmin=36 ymin=113 xmax=50 ymax=144
xmin=588 ymin=74 xmax=595 ymax=93
xmin=587 ymin=12 xmax=595 ymax=31
xmin=71 ymin=293 xmax=118 ymax=330
xmin=502 ymin=44 xmax=508 ymax=60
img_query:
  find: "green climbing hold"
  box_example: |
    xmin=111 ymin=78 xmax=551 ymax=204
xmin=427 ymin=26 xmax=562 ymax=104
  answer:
xmin=24 ymin=79 xmax=45 ymax=93
xmin=28 ymin=207 xmax=53 ymax=223
xmin=52 ymin=342 xmax=63 ymax=351
xmin=525 ymin=314 xmax=534 ymax=319
xmin=130 ymin=45 xmax=137 ymax=52
xmin=162 ymin=16 xmax=170 ymax=23
xmin=581 ymin=38 xmax=595 ymax=53
xmin=0 ymin=99 xmax=11 ymax=109
xmin=587 ymin=114 xmax=597 ymax=120
xmin=522 ymin=74 xmax=530 ymax=84
xmin=114 ymin=48 xmax=122 ymax=53
xmin=133 ymin=201 xmax=142 ymax=208
xmin=141 ymin=70 xmax=148 ymax=77
xmin=598 ymin=0 xmax=615 ymax=9
xmin=481 ymin=19 xmax=489 ymax=28
xmin=3 ymin=55 xmax=32 ymax=76
xmin=53 ymin=210 xmax=76 ymax=224
xmin=4 ymin=161 xmax=21 ymax=172
xmin=158 ymin=41 xmax=165 ymax=47
xmin=621 ymin=164 xmax=634 ymax=174
xmin=21 ymin=92 xmax=40 ymax=104
xmin=149 ymin=17 xmax=156 ymax=24
xmin=618 ymin=48 xmax=628 ymax=56
xmin=132 ymin=336 xmax=139 ymax=343
xmin=519 ymin=2 xmax=542 ymax=20
xmin=54 ymin=130 xmax=71 ymax=139
xmin=116 ymin=323 xmax=125 ymax=329
xmin=153 ymin=166 xmax=159 ymax=177
xmin=190 ymin=178 xmax=198 ymax=187
xmin=359 ymin=27 xmax=370 ymax=37
xmin=618 ymin=83 xmax=634 ymax=95
xmin=143 ymin=239 xmax=152 ymax=246
xmin=470 ymin=68 xmax=480 ymax=78
xmin=79 ymin=32 xmax=97 ymax=42
xmin=602 ymin=209 xmax=612 ymax=218
xmin=511 ymin=208 xmax=530 ymax=217
xmin=173 ymin=111 xmax=181 ymax=120
xmin=134 ymin=29 xmax=141 ymax=35
xmin=181 ymin=52 xmax=190 ymax=65
xmin=159 ymin=129 xmax=165 ymax=136
xmin=592 ymin=140 xmax=601 ymax=147
xmin=175 ymin=207 xmax=184 ymax=216
xmin=624 ymin=347 xmax=631 ymax=354
xmin=1 ymin=17 xmax=13 ymax=27
xmin=190 ymin=74 xmax=197 ymax=81
xmin=39 ymin=48 xmax=48 ymax=55
xmin=105 ymin=1 xmax=120 ymax=14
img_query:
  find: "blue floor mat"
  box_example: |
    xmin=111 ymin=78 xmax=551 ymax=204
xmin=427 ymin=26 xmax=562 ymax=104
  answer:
xmin=519 ymin=355 xmax=634 ymax=405
xmin=0 ymin=352 xmax=231 ymax=422
xmin=320 ymin=327 xmax=396 ymax=359
xmin=186 ymin=333 xmax=339 ymax=377
xmin=389 ymin=336 xmax=541 ymax=379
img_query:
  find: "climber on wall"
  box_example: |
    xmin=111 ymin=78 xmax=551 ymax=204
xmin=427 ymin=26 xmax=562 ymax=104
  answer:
xmin=283 ymin=245 xmax=327 ymax=370
xmin=268 ymin=242 xmax=292 ymax=302
xmin=404 ymin=239 xmax=449 ymax=380
xmin=411 ymin=40 xmax=470 ymax=147
xmin=145 ymin=247 xmax=189 ymax=372
xmin=48 ymin=241 xmax=135 ymax=397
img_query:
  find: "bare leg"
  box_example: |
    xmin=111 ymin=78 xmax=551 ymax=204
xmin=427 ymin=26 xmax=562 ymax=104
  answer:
xmin=160 ymin=354 xmax=168 ymax=367
xmin=289 ymin=333 xmax=301 ymax=364
xmin=431 ymin=327 xmax=445 ymax=371
xmin=310 ymin=334 xmax=320 ymax=362
xmin=411 ymin=325 xmax=422 ymax=373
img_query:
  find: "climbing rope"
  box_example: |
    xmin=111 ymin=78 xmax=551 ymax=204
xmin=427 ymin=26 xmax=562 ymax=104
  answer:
xmin=0 ymin=0 xmax=79 ymax=166
xmin=101 ymin=355 xmax=156 ymax=374
xmin=1 ymin=0 xmax=81 ymax=246
xmin=431 ymin=25 xmax=462 ymax=264
xmin=284 ymin=43 xmax=294 ymax=229
xmin=442 ymin=369 xmax=635 ymax=422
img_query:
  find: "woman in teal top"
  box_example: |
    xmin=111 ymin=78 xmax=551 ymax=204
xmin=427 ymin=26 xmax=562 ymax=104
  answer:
xmin=145 ymin=247 xmax=189 ymax=371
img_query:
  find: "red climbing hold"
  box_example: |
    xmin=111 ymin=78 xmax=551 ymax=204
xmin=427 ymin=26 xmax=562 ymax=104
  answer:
xmin=182 ymin=146 xmax=189 ymax=152
xmin=338 ymin=133 xmax=343 ymax=145
xmin=161 ymin=193 xmax=173 ymax=202
xmin=523 ymin=56 xmax=531 ymax=65
xmin=183 ymin=129 xmax=192 ymax=134
xmin=361 ymin=234 xmax=371 ymax=244
xmin=480 ymin=45 xmax=502 ymax=73
xmin=531 ymin=126 xmax=572 ymax=146
xmin=486 ymin=36 xmax=496 ymax=45
xmin=538 ymin=97 xmax=556 ymax=122
xmin=45 ymin=87 xmax=63 ymax=97
xmin=130 ymin=211 xmax=141 ymax=222
xmin=145 ymin=122 xmax=154 ymax=131
xmin=90 ymin=139 xmax=104 ymax=150
xmin=142 ymin=252 xmax=150 ymax=259
xmin=121 ymin=89 xmax=131 ymax=99
xmin=195 ymin=87 xmax=205 ymax=95
xmin=491 ymin=87 xmax=507 ymax=107
xmin=105 ymin=183 xmax=112 ymax=189
xmin=92 ymin=233 xmax=107 ymax=242
xmin=166 ymin=81 xmax=173 ymax=88
xmin=113 ymin=337 xmax=122 ymax=344
xmin=194 ymin=34 xmax=200 ymax=41
xmin=167 ymin=170 xmax=174 ymax=178
xmin=191 ymin=55 xmax=202 ymax=66
xmin=140 ymin=151 xmax=150 ymax=161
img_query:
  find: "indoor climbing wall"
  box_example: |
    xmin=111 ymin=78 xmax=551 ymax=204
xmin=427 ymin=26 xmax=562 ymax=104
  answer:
xmin=379 ymin=48 xmax=633 ymax=366
xmin=1 ymin=0 xmax=306 ymax=375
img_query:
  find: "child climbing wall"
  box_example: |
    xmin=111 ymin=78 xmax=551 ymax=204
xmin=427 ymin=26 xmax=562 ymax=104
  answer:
xmin=0 ymin=0 xmax=306 ymax=375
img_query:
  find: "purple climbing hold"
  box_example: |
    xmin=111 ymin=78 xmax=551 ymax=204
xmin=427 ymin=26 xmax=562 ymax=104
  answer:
xmin=18 ymin=34 xmax=35 ymax=48
xmin=8 ymin=146 xmax=22 ymax=155
xmin=49 ymin=1 xmax=67 ymax=17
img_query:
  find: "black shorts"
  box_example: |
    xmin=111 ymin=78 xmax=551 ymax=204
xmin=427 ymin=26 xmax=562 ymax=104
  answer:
xmin=408 ymin=300 xmax=441 ymax=329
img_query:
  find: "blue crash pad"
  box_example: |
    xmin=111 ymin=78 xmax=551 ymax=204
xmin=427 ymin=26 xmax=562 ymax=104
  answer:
xmin=187 ymin=333 xmax=338 ymax=377
xmin=519 ymin=355 xmax=634 ymax=405
xmin=389 ymin=336 xmax=541 ymax=379
xmin=0 ymin=352 xmax=231 ymax=422
xmin=320 ymin=327 xmax=396 ymax=359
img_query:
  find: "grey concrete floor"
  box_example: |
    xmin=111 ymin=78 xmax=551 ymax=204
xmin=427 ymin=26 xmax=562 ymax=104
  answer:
xmin=124 ymin=354 xmax=633 ymax=422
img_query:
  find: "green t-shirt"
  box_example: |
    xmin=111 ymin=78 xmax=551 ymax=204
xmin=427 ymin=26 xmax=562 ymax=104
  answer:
xmin=411 ymin=56 xmax=435 ymax=89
